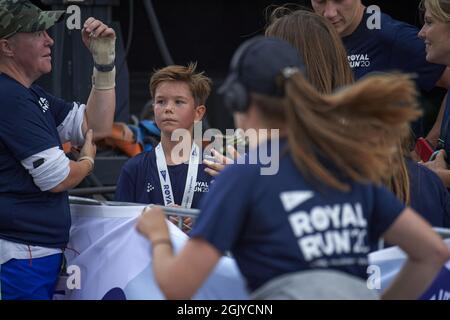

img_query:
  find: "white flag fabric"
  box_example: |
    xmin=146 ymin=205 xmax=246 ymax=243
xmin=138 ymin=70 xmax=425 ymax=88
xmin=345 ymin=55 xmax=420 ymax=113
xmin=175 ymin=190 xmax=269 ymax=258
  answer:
xmin=59 ymin=203 xmax=250 ymax=300
xmin=368 ymin=239 xmax=450 ymax=300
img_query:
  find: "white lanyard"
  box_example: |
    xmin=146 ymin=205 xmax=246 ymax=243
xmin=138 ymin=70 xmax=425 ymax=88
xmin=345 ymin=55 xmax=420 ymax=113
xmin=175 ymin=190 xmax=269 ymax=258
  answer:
xmin=155 ymin=142 xmax=199 ymax=208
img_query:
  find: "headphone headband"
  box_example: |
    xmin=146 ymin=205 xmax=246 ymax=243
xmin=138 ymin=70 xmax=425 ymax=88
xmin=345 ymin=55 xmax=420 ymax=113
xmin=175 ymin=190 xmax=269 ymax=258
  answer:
xmin=219 ymin=36 xmax=305 ymax=113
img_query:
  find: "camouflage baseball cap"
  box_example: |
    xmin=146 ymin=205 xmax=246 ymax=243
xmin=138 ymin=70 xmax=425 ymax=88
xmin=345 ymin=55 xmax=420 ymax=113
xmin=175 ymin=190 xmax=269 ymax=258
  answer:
xmin=0 ymin=0 xmax=65 ymax=39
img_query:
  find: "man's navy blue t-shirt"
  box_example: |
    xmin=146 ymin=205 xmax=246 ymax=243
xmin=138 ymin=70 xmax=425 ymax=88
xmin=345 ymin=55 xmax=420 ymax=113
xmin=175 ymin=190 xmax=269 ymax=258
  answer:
xmin=343 ymin=11 xmax=445 ymax=92
xmin=0 ymin=74 xmax=73 ymax=248
xmin=115 ymin=149 xmax=213 ymax=208
xmin=190 ymin=142 xmax=405 ymax=292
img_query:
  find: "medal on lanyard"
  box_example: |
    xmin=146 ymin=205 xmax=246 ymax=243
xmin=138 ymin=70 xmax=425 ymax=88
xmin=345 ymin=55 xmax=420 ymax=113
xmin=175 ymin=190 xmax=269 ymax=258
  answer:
xmin=155 ymin=143 xmax=199 ymax=208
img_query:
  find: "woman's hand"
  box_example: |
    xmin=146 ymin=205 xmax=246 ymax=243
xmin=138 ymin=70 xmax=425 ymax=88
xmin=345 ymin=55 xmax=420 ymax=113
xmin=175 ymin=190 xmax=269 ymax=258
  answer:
xmin=137 ymin=207 xmax=169 ymax=242
xmin=203 ymin=146 xmax=241 ymax=177
xmin=420 ymin=150 xmax=450 ymax=188
xmin=420 ymin=150 xmax=447 ymax=172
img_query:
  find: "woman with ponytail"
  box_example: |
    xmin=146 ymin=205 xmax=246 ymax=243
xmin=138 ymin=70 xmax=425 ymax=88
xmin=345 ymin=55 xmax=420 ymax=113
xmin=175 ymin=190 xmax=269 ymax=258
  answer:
xmin=136 ymin=37 xmax=450 ymax=300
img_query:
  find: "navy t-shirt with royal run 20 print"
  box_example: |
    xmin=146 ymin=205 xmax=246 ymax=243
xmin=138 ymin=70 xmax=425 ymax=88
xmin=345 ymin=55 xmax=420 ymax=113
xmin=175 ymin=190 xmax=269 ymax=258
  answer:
xmin=343 ymin=10 xmax=446 ymax=138
xmin=115 ymin=149 xmax=213 ymax=208
xmin=190 ymin=140 xmax=406 ymax=292
xmin=0 ymin=73 xmax=73 ymax=248
xmin=343 ymin=11 xmax=446 ymax=91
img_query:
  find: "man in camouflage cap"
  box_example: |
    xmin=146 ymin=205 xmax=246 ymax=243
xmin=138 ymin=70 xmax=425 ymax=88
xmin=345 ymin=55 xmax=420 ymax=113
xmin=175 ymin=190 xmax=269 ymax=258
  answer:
xmin=0 ymin=0 xmax=116 ymax=300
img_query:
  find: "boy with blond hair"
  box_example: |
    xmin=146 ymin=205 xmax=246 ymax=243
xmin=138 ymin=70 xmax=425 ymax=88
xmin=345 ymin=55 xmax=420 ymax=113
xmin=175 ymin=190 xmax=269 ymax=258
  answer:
xmin=116 ymin=63 xmax=212 ymax=209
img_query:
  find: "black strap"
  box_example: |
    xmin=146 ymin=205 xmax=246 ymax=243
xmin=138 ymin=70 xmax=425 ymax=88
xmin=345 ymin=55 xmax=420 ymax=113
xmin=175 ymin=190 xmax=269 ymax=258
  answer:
xmin=94 ymin=62 xmax=115 ymax=73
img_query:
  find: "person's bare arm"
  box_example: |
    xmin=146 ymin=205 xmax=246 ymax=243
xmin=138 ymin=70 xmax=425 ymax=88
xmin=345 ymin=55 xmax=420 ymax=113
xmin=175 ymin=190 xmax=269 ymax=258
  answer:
xmin=381 ymin=208 xmax=450 ymax=300
xmin=136 ymin=207 xmax=221 ymax=299
xmin=80 ymin=18 xmax=116 ymax=141
xmin=50 ymin=130 xmax=96 ymax=193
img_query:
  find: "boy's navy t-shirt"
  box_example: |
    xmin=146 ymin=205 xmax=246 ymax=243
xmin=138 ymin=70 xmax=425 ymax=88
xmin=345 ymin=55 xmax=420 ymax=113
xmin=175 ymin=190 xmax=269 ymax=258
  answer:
xmin=115 ymin=149 xmax=213 ymax=208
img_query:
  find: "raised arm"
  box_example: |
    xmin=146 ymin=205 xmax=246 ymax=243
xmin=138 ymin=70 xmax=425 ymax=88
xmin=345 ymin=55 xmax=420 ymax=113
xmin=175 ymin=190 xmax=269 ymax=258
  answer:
xmin=80 ymin=18 xmax=116 ymax=141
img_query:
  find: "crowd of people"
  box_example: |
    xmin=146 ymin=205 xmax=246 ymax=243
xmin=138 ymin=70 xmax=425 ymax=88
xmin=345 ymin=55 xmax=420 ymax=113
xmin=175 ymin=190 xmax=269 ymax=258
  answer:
xmin=1 ymin=0 xmax=450 ymax=300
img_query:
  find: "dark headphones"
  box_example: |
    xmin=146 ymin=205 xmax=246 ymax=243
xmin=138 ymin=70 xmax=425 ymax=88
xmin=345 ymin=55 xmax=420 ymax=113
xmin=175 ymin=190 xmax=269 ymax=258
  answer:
xmin=219 ymin=36 xmax=267 ymax=113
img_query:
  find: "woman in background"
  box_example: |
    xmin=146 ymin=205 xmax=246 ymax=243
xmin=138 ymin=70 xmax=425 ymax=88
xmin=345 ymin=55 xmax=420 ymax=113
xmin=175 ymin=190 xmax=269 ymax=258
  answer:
xmin=419 ymin=0 xmax=450 ymax=188
xmin=265 ymin=7 xmax=354 ymax=93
